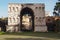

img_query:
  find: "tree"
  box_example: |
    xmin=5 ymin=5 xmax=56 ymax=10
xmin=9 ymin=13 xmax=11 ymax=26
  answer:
xmin=53 ymin=0 xmax=60 ymax=16
xmin=0 ymin=17 xmax=8 ymax=32
xmin=0 ymin=17 xmax=8 ymax=25
xmin=54 ymin=19 xmax=60 ymax=32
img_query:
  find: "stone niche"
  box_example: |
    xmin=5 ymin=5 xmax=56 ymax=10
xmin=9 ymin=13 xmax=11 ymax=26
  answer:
xmin=7 ymin=3 xmax=47 ymax=32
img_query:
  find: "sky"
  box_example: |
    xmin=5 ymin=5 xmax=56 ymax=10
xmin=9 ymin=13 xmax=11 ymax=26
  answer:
xmin=0 ymin=0 xmax=58 ymax=18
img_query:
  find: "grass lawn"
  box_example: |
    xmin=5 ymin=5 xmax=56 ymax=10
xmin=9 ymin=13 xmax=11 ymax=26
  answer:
xmin=0 ymin=32 xmax=60 ymax=40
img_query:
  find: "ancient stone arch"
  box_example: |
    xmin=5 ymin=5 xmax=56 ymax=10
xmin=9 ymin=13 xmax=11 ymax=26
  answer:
xmin=7 ymin=3 xmax=47 ymax=32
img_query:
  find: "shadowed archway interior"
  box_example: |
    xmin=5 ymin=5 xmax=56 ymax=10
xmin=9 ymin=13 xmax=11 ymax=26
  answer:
xmin=20 ymin=7 xmax=34 ymax=32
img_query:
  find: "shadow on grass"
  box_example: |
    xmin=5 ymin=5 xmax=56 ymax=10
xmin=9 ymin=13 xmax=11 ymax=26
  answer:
xmin=5 ymin=32 xmax=60 ymax=39
xmin=5 ymin=38 xmax=46 ymax=40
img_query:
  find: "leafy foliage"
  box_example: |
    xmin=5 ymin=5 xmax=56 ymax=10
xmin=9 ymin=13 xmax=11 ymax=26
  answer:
xmin=53 ymin=0 xmax=60 ymax=16
xmin=0 ymin=31 xmax=5 ymax=35
xmin=0 ymin=17 xmax=8 ymax=32
xmin=55 ymin=19 xmax=60 ymax=32
xmin=0 ymin=17 xmax=8 ymax=25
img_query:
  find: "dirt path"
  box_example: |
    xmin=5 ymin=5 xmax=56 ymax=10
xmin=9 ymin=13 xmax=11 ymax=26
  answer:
xmin=0 ymin=35 xmax=60 ymax=40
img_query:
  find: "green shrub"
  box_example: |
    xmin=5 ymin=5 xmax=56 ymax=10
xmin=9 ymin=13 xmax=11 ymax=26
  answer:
xmin=55 ymin=19 xmax=60 ymax=32
xmin=0 ymin=31 xmax=5 ymax=35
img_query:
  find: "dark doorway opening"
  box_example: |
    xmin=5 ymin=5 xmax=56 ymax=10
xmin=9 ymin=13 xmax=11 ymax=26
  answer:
xmin=20 ymin=7 xmax=34 ymax=32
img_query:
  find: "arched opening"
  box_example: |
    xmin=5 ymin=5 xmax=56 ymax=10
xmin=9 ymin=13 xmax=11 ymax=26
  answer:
xmin=20 ymin=7 xmax=34 ymax=32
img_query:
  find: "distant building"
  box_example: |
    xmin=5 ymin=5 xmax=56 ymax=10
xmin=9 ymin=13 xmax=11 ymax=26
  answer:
xmin=7 ymin=3 xmax=47 ymax=32
xmin=45 ymin=11 xmax=51 ymax=17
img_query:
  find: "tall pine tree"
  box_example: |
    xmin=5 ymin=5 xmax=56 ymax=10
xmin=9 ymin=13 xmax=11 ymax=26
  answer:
xmin=53 ymin=0 xmax=60 ymax=16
